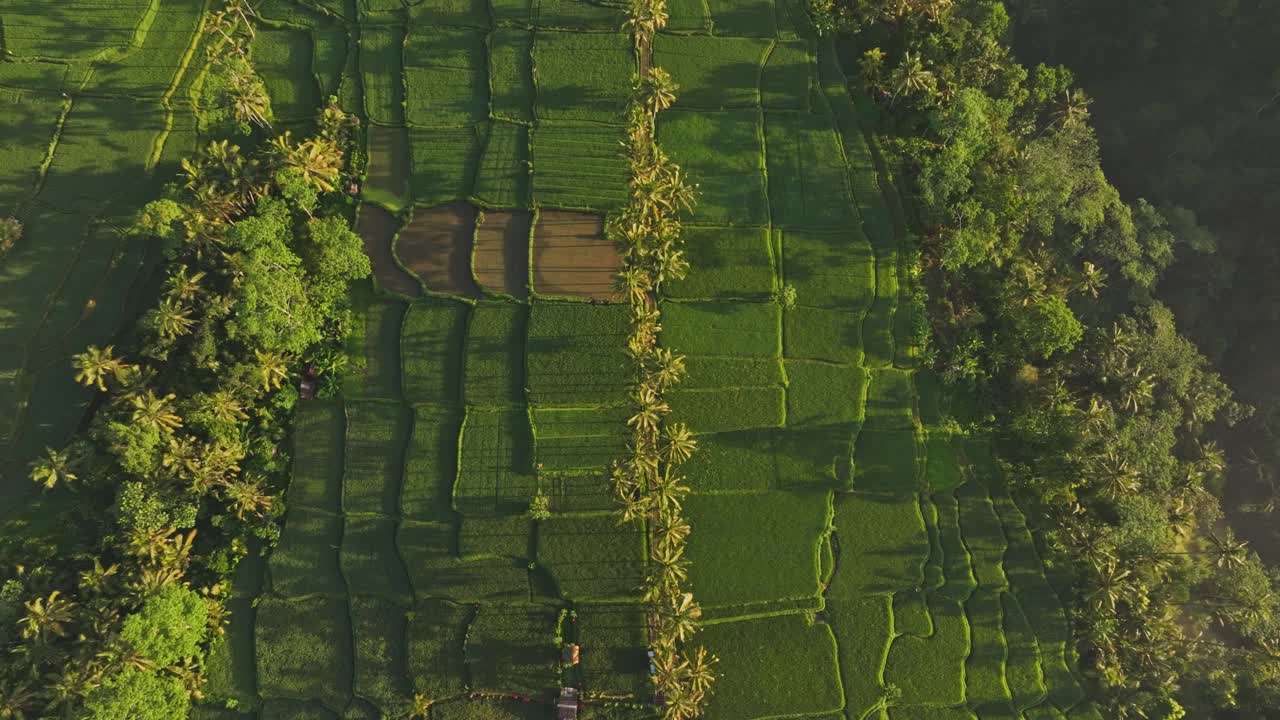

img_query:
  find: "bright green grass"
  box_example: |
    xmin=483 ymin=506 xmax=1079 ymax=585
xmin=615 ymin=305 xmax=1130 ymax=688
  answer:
xmin=784 ymin=305 xmax=864 ymax=365
xmin=489 ymin=29 xmax=536 ymax=123
xmin=267 ymin=508 xmax=345 ymax=596
xmin=530 ymin=405 xmax=628 ymax=473
xmin=408 ymin=0 xmax=490 ymax=27
xmin=312 ymin=23 xmax=348 ymax=96
xmin=782 ymin=228 xmax=874 ymax=309
xmin=529 ymin=122 xmax=629 ymax=210
xmin=889 ymin=708 xmax=977 ymax=720
xmin=459 ymin=513 xmax=534 ymax=559
xmin=893 ymin=590 xmax=932 ymax=637
xmin=253 ymin=28 xmax=321 ymax=121
xmin=965 ymin=588 xmax=1016 ymax=717
xmin=764 ymin=110 xmax=858 ymax=229
xmin=401 ymin=297 xmax=469 ymax=404
xmin=828 ymin=492 xmax=926 ymax=597
xmin=255 ymin=596 xmax=353 ymax=709
xmin=921 ymin=494 xmax=946 ymax=590
xmin=762 ymin=39 xmax=812 ymax=110
xmin=400 ymin=520 xmax=530 ymax=601
xmin=883 ymin=595 xmax=968 ymax=706
xmin=659 ymin=109 xmax=768 ymax=226
xmin=1002 ymin=592 xmax=1048 ymax=711
xmin=401 ymin=403 xmax=465 ymax=520
xmin=862 ymin=293 xmax=896 ymax=369
xmin=407 ymin=597 xmax=472 ymax=699
xmin=474 ymin=121 xmax=531 ymax=208
xmin=934 ymin=491 xmax=977 ymax=602
xmin=925 ymin=434 xmax=965 ymax=492
xmin=455 ymin=406 xmax=537 ymax=514
xmin=409 ymin=123 xmax=485 ymax=204
xmin=864 ymin=367 xmax=915 ymax=430
xmin=534 ymin=0 xmax=624 ymax=30
xmin=662 ymin=226 xmax=776 ymax=301
xmin=465 ymin=603 xmax=561 ymax=698
xmin=784 ymin=359 xmax=868 ymax=427
xmin=652 ymin=34 xmax=769 ymax=110
xmin=464 ymin=301 xmax=528 ymax=406
xmin=775 ymin=425 xmax=855 ymax=490
xmin=541 ymin=471 xmax=614 ymax=513
xmin=287 ymin=400 xmax=345 ymax=513
xmin=344 ymin=400 xmax=411 ymax=515
xmin=666 ymin=0 xmax=711 ymax=30
xmin=667 ymin=385 xmax=785 ymax=433
xmin=576 ymin=602 xmax=651 ymax=697
xmin=852 ymin=428 xmax=920 ymax=495
xmin=79 ymin=1 xmax=202 ymax=98
xmin=404 ymin=27 xmax=488 ymax=127
xmin=1024 ymin=706 xmax=1068 ymax=720
xmin=683 ymin=429 xmax=777 ymax=492
xmin=700 ymin=614 xmax=843 ymax=719
xmin=257 ymin=699 xmax=337 ymax=720
xmin=432 ymin=697 xmax=552 ymax=720
xmin=0 ymin=93 xmax=60 ymax=211
xmin=360 ymin=23 xmax=406 ymax=126
xmin=957 ymin=481 xmax=1010 ymax=591
xmin=826 ymin=596 xmax=892 ymax=719
xmin=0 ymin=0 xmax=149 ymax=59
xmin=40 ymin=98 xmax=163 ymax=209
xmin=684 ymin=491 xmax=828 ymax=607
xmin=526 ymin=301 xmax=630 ymax=406
xmin=346 ymin=291 xmax=406 ymax=399
xmin=660 ymin=300 xmax=781 ymax=357
xmin=705 ymin=0 xmax=777 ymax=37
xmin=349 ymin=595 xmax=412 ymax=714
xmin=538 ymin=513 xmax=646 ymax=600
xmin=341 ymin=514 xmax=414 ymax=600
xmin=532 ymin=31 xmax=633 ymax=123
xmin=683 ymin=355 xmax=784 ymax=389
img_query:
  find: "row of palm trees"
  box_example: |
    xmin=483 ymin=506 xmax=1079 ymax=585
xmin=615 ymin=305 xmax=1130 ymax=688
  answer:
xmin=610 ymin=1 xmax=716 ymax=718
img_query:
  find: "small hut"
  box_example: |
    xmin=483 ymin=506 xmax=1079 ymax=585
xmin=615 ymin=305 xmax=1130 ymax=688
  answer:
xmin=562 ymin=643 xmax=580 ymax=666
xmin=557 ymin=687 xmax=579 ymax=720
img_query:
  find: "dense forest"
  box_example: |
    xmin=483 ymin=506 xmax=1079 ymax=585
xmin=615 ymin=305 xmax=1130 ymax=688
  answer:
xmin=820 ymin=0 xmax=1280 ymax=717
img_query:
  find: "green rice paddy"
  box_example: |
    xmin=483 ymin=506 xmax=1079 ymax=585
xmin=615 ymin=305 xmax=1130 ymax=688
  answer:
xmin=2 ymin=0 xmax=1099 ymax=717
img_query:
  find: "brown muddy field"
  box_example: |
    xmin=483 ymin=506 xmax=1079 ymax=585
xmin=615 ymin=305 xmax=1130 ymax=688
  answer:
xmin=396 ymin=201 xmax=482 ymax=299
xmin=356 ymin=205 xmax=420 ymax=298
xmin=473 ymin=209 xmax=531 ymax=299
xmin=531 ymin=211 xmax=620 ymax=301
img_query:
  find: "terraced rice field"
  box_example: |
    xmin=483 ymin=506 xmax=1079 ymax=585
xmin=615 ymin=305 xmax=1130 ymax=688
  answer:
xmin=1 ymin=0 xmax=1101 ymax=717
xmin=0 ymin=0 xmax=210 ymax=510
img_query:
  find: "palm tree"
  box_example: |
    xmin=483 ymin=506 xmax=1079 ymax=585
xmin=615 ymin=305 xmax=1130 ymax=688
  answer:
xmin=72 ymin=344 xmax=125 ymax=391
xmin=19 ymin=591 xmax=77 ymax=644
xmin=229 ymin=68 xmax=272 ymax=129
xmin=1055 ymin=88 xmax=1093 ymax=130
xmin=641 ymin=67 xmax=679 ymax=113
xmin=131 ymin=391 xmax=184 ymax=433
xmin=1092 ymin=451 xmax=1138 ymax=500
xmin=29 ymin=447 xmax=76 ymax=491
xmin=628 ymin=385 xmax=670 ymax=435
xmin=651 ymin=543 xmax=689 ymax=592
xmin=684 ymin=644 xmax=717 ymax=695
xmin=1086 ymin=559 xmax=1132 ymax=614
xmin=149 ymin=297 xmax=195 ymax=339
xmin=1206 ymin=530 xmax=1249 ymax=569
xmin=408 ymin=693 xmax=433 ymax=719
xmin=650 ymin=646 xmax=689 ymax=696
xmin=659 ymin=592 xmax=702 ymax=644
xmin=276 ymin=135 xmax=343 ymax=193
xmin=220 ymin=474 xmax=274 ymax=520
xmin=0 ymin=679 xmax=37 ymax=720
xmin=1077 ymin=261 xmax=1107 ymax=298
xmin=78 ymin=559 xmax=120 ymax=598
xmin=890 ymin=51 xmax=936 ymax=106
xmin=661 ymin=423 xmax=697 ymax=466
xmin=652 ymin=511 xmax=691 ymax=553
xmin=615 ymin=266 xmax=653 ymax=306
xmin=164 ymin=265 xmax=205 ymax=303
xmin=254 ymin=350 xmax=290 ymax=392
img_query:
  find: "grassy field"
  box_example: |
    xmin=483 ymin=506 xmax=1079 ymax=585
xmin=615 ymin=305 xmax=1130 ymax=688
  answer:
xmin=0 ymin=0 xmax=1097 ymax=716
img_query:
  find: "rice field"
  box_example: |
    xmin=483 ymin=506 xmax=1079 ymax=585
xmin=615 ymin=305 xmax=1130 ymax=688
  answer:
xmin=0 ymin=0 xmax=1099 ymax=717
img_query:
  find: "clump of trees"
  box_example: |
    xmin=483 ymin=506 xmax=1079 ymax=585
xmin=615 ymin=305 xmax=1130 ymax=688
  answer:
xmin=0 ymin=3 xmax=368 ymax=714
xmin=610 ymin=0 xmax=717 ymax=717
xmin=0 ymin=216 xmax=20 ymax=258
xmin=831 ymin=1 xmax=1280 ymax=717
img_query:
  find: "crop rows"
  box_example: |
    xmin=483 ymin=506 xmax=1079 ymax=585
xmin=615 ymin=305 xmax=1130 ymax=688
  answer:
xmin=180 ymin=0 xmax=1107 ymax=717
xmin=0 ymin=0 xmax=208 ymax=511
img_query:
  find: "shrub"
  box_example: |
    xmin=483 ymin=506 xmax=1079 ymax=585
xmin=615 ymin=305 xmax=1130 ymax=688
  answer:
xmin=0 ymin=216 xmax=23 ymax=257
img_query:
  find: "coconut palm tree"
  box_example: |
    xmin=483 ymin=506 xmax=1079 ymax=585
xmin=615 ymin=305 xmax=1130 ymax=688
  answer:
xmin=1092 ymin=451 xmax=1138 ymax=500
xmin=254 ymin=350 xmax=290 ymax=392
xmin=652 ymin=510 xmax=691 ymax=553
xmin=661 ymin=423 xmax=697 ymax=466
xmin=1055 ymin=88 xmax=1093 ymax=130
xmin=628 ymin=385 xmax=670 ymax=435
xmin=685 ymin=644 xmax=716 ymax=695
xmin=658 ymin=592 xmax=702 ymax=644
xmin=72 ymin=344 xmax=125 ymax=391
xmin=1206 ymin=530 xmax=1250 ymax=569
xmin=29 ymin=447 xmax=76 ymax=491
xmin=641 ymin=67 xmax=679 ymax=113
xmin=1077 ymin=261 xmax=1107 ymax=298
xmin=1087 ymin=559 xmax=1132 ymax=614
xmin=0 ymin=680 xmax=38 ymax=720
xmin=164 ymin=265 xmax=206 ymax=303
xmin=131 ymin=391 xmax=184 ymax=434
xmin=275 ymin=134 xmax=343 ymax=193
xmin=408 ymin=693 xmax=433 ymax=719
xmin=221 ymin=474 xmax=274 ymax=520
xmin=890 ymin=51 xmax=936 ymax=106
xmin=615 ymin=266 xmax=653 ymax=306
xmin=149 ymin=297 xmax=195 ymax=339
xmin=19 ymin=591 xmax=76 ymax=644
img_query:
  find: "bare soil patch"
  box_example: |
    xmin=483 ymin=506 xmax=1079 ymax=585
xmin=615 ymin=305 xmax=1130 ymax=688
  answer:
xmin=532 ymin=211 xmax=620 ymax=301
xmin=356 ymin=205 xmax=419 ymax=298
xmin=396 ymin=201 xmax=481 ymax=299
xmin=473 ymin=210 xmax=531 ymax=299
